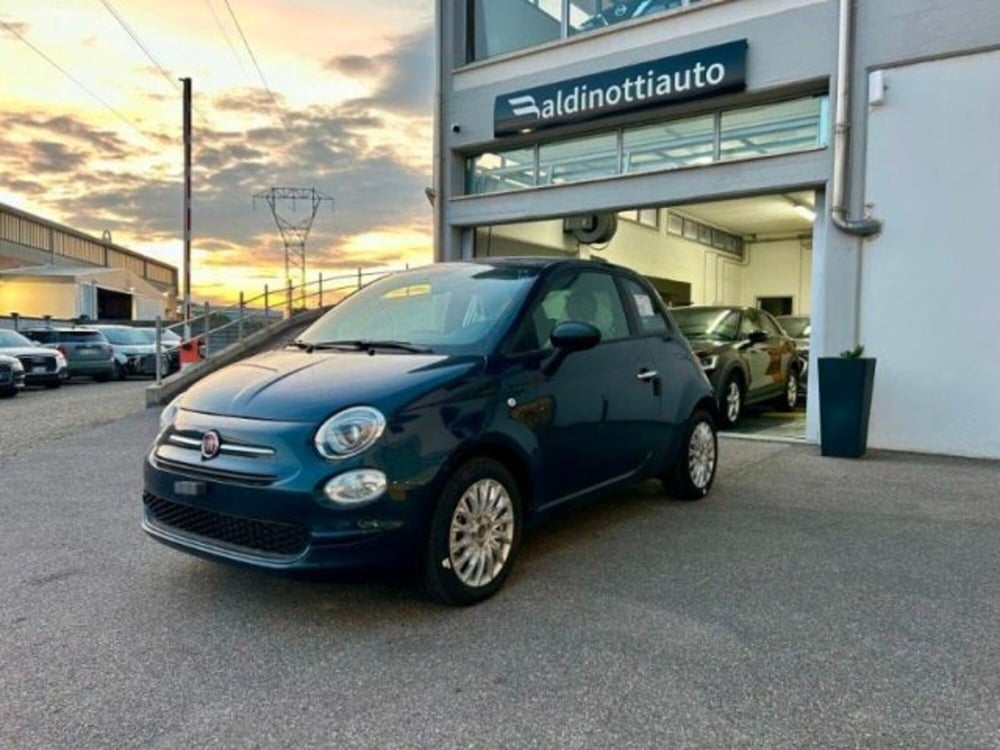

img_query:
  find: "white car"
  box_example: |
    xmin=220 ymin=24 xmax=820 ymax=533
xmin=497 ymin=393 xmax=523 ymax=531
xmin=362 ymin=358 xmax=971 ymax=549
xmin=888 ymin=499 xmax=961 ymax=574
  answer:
xmin=0 ymin=329 xmax=68 ymax=389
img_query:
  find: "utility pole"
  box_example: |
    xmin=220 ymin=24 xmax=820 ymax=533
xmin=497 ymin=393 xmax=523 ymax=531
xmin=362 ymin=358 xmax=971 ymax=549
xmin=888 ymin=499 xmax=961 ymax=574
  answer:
xmin=181 ymin=77 xmax=192 ymax=337
xmin=253 ymin=188 xmax=334 ymax=306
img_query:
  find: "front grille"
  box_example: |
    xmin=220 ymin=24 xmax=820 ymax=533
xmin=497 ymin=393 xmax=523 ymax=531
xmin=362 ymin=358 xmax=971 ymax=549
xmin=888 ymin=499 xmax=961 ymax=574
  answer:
xmin=18 ymin=355 xmax=56 ymax=372
xmin=143 ymin=491 xmax=309 ymax=557
xmin=152 ymin=453 xmax=278 ymax=486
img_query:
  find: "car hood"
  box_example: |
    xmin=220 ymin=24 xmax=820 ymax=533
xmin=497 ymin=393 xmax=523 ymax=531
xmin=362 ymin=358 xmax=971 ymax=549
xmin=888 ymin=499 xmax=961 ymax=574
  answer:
xmin=0 ymin=346 xmax=60 ymax=358
xmin=179 ymin=348 xmax=485 ymax=422
xmin=686 ymin=338 xmax=736 ymax=356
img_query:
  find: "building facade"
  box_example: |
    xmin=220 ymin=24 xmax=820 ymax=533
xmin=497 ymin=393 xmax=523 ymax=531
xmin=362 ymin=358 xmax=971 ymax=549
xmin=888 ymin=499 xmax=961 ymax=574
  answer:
xmin=433 ymin=0 xmax=1000 ymax=458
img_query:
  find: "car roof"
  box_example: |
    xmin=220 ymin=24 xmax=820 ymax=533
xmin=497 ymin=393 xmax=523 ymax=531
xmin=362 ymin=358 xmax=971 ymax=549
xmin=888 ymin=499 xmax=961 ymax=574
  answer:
xmin=451 ymin=256 xmax=635 ymax=275
xmin=23 ymin=326 xmax=102 ymax=332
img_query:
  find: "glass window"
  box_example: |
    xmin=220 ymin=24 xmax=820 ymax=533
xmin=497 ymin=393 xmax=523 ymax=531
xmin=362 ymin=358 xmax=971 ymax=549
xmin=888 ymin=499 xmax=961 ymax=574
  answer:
xmin=623 ymin=115 xmax=715 ymax=173
xmin=300 ymin=264 xmax=539 ymax=355
xmin=623 ymin=278 xmax=670 ymax=334
xmin=471 ymin=0 xmax=564 ymax=61
xmin=759 ymin=311 xmax=783 ymax=337
xmin=618 ymin=207 xmax=659 ymax=227
xmin=720 ymin=97 xmax=826 ymax=162
xmin=512 ymin=270 xmax=630 ymax=350
xmin=570 ymin=0 xmax=699 ymax=35
xmin=538 ymin=133 xmax=618 ymax=185
xmin=468 ymin=148 xmax=536 ymax=194
xmin=671 ymin=307 xmax=740 ymax=341
xmin=739 ymin=309 xmax=763 ymax=338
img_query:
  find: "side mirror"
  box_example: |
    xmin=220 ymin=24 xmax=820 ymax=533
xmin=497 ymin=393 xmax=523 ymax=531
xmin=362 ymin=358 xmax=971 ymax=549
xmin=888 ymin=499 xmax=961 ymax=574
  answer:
xmin=543 ymin=321 xmax=601 ymax=376
xmin=748 ymin=330 xmax=768 ymax=345
xmin=550 ymin=321 xmax=601 ymax=352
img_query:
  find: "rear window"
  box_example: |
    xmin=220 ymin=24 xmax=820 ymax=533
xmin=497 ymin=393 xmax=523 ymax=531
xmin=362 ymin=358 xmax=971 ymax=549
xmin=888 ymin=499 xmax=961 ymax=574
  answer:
xmin=57 ymin=330 xmax=106 ymax=343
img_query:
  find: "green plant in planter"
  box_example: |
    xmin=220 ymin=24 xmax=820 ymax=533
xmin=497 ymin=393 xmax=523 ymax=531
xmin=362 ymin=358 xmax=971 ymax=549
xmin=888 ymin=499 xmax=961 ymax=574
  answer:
xmin=818 ymin=344 xmax=876 ymax=458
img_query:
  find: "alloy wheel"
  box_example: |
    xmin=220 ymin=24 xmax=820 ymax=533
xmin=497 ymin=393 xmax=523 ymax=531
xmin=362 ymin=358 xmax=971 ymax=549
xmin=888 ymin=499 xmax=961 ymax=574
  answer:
xmin=725 ymin=381 xmax=741 ymax=424
xmin=448 ymin=478 xmax=515 ymax=588
xmin=688 ymin=421 xmax=717 ymax=489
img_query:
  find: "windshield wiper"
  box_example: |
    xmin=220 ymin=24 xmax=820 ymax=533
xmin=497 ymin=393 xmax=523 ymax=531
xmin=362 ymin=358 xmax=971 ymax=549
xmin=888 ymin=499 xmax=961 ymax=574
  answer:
xmin=301 ymin=339 xmax=433 ymax=354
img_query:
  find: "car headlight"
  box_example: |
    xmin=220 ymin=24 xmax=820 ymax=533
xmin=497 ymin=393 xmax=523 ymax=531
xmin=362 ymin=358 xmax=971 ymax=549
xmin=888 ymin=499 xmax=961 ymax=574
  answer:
xmin=11 ymin=359 xmax=24 ymax=373
xmin=159 ymin=395 xmax=183 ymax=430
xmin=698 ymin=354 xmax=719 ymax=371
xmin=314 ymin=406 xmax=386 ymax=459
xmin=323 ymin=469 xmax=387 ymax=506
xmin=54 ymin=352 xmax=67 ymax=366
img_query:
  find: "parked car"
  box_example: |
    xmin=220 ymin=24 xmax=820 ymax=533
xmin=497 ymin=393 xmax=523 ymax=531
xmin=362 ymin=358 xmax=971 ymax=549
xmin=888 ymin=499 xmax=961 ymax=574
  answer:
xmin=136 ymin=328 xmax=182 ymax=374
xmin=144 ymin=258 xmax=720 ymax=605
xmin=670 ymin=305 xmax=801 ymax=428
xmin=776 ymin=314 xmax=810 ymax=394
xmin=22 ymin=327 xmax=115 ymax=382
xmin=0 ymin=353 xmax=26 ymax=397
xmin=91 ymin=325 xmax=170 ymax=379
xmin=0 ymin=329 xmax=68 ymax=388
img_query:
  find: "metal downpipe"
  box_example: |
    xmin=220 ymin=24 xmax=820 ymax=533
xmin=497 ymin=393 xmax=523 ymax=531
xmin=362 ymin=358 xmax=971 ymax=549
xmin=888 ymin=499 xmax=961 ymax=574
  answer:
xmin=831 ymin=0 xmax=883 ymax=237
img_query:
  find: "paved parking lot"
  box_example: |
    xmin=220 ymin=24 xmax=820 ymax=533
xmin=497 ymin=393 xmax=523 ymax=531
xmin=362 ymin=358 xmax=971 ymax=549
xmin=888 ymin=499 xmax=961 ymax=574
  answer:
xmin=2 ymin=408 xmax=999 ymax=748
xmin=0 ymin=377 xmax=149 ymax=459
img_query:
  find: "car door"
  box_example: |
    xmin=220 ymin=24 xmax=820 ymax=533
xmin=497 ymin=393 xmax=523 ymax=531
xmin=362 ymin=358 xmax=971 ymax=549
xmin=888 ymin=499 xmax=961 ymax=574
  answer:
xmin=759 ymin=310 xmax=797 ymax=389
xmin=618 ymin=276 xmax=692 ymax=451
xmin=502 ymin=269 xmax=656 ymax=505
xmin=738 ymin=309 xmax=774 ymax=400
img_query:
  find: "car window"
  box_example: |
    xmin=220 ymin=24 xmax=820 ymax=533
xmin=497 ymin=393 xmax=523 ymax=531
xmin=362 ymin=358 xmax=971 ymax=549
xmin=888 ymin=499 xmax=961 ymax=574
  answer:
xmin=739 ymin=310 xmax=764 ymax=338
xmin=60 ymin=331 xmax=106 ymax=343
xmin=671 ymin=308 xmax=739 ymax=340
xmin=98 ymin=328 xmax=147 ymax=345
xmin=511 ymin=270 xmax=630 ymax=351
xmin=300 ymin=264 xmax=538 ymax=354
xmin=0 ymin=330 xmax=33 ymax=347
xmin=759 ymin=312 xmax=783 ymax=338
xmin=621 ymin=278 xmax=670 ymax=335
xmin=26 ymin=330 xmax=53 ymax=343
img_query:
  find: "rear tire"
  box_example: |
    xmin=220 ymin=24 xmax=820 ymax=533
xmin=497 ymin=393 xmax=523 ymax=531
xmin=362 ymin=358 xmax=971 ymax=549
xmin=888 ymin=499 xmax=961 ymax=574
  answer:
xmin=776 ymin=368 xmax=799 ymax=411
xmin=423 ymin=458 xmax=523 ymax=606
xmin=44 ymin=381 xmax=61 ymax=390
xmin=717 ymin=374 xmax=743 ymax=428
xmin=664 ymin=409 xmax=718 ymax=501
xmin=94 ymin=372 xmax=112 ymax=383
xmin=0 ymin=388 xmax=17 ymax=399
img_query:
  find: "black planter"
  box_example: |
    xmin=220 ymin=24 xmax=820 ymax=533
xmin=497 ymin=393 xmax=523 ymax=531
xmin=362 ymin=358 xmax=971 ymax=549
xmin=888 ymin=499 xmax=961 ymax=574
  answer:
xmin=818 ymin=357 xmax=877 ymax=458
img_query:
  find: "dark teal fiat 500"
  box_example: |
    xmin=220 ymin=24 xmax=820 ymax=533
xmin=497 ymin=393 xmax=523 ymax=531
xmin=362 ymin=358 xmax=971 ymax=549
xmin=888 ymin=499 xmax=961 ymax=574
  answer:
xmin=144 ymin=258 xmax=719 ymax=604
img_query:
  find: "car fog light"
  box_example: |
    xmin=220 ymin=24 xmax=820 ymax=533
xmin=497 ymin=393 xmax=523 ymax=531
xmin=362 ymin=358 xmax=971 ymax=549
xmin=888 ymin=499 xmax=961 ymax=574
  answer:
xmin=323 ymin=470 xmax=387 ymax=506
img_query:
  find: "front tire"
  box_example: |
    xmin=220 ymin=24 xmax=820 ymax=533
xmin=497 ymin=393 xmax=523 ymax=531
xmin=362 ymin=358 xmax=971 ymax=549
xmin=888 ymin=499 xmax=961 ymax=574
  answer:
xmin=423 ymin=458 xmax=523 ymax=606
xmin=664 ymin=409 xmax=718 ymax=500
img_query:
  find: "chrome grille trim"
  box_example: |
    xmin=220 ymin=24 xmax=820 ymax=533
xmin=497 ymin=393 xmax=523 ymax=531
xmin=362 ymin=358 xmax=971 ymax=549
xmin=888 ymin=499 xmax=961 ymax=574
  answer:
xmin=166 ymin=432 xmax=276 ymax=457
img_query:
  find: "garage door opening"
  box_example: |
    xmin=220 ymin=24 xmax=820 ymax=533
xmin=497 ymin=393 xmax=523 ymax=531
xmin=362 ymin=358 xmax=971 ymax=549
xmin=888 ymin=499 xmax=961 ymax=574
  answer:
xmin=471 ymin=191 xmax=816 ymax=440
xmin=97 ymin=287 xmax=133 ymax=320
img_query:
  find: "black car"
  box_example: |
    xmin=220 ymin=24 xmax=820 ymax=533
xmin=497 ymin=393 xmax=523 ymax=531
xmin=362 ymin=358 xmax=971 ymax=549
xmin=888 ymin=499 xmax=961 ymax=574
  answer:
xmin=0 ymin=353 xmax=25 ymax=397
xmin=144 ymin=258 xmax=721 ymax=605
xmin=0 ymin=329 xmax=68 ymax=388
xmin=670 ymin=305 xmax=801 ymax=427
xmin=22 ymin=327 xmax=115 ymax=382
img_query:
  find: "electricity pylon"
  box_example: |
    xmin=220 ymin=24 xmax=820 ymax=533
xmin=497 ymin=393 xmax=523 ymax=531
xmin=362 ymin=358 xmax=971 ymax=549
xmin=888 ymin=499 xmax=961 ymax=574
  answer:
xmin=253 ymin=187 xmax=334 ymax=303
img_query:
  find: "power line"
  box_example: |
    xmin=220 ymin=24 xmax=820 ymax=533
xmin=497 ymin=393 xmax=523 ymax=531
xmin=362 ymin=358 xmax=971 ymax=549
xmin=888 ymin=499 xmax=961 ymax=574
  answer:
xmin=97 ymin=0 xmax=212 ymax=130
xmin=0 ymin=19 xmax=150 ymax=140
xmin=98 ymin=0 xmax=178 ymax=93
xmin=204 ymin=0 xmax=253 ymax=84
xmin=222 ymin=0 xmax=290 ymax=131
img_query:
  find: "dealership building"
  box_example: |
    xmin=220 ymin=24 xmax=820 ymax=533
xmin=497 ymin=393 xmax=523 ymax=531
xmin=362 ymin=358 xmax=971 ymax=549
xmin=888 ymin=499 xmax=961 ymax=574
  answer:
xmin=432 ymin=0 xmax=1000 ymax=459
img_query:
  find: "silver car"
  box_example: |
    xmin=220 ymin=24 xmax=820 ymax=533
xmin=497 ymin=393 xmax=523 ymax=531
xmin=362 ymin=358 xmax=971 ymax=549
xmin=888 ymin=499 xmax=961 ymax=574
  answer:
xmin=0 ymin=329 xmax=68 ymax=389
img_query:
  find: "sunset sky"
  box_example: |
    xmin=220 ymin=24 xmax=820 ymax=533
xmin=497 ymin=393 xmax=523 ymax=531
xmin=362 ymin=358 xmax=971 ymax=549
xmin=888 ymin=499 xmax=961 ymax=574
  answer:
xmin=0 ymin=0 xmax=435 ymax=303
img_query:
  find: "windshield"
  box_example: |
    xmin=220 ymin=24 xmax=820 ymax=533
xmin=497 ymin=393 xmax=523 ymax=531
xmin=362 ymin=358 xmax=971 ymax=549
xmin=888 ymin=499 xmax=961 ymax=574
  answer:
xmin=671 ymin=308 xmax=740 ymax=341
xmin=298 ymin=263 xmax=539 ymax=354
xmin=0 ymin=330 xmax=34 ymax=347
xmin=777 ymin=316 xmax=811 ymax=338
xmin=99 ymin=327 xmax=149 ymax=345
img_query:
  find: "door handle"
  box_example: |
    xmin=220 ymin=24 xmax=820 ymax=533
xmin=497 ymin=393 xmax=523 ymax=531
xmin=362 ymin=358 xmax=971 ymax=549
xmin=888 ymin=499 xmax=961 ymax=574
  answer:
xmin=636 ymin=369 xmax=658 ymax=381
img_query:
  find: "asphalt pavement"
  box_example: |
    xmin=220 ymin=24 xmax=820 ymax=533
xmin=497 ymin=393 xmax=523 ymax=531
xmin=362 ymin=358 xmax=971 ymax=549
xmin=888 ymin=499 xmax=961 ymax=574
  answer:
xmin=2 ymin=408 xmax=999 ymax=748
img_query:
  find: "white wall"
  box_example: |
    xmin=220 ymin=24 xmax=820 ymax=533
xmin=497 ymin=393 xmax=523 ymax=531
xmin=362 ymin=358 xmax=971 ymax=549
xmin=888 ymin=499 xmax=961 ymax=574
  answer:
xmin=743 ymin=239 xmax=812 ymax=313
xmin=0 ymin=278 xmax=78 ymax=318
xmin=861 ymin=50 xmax=1000 ymax=458
xmin=482 ymin=215 xmax=810 ymax=311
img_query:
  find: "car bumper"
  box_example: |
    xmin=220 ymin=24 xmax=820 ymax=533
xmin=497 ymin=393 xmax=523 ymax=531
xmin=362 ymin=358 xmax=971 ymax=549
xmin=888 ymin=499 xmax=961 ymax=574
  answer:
xmin=142 ymin=456 xmax=429 ymax=573
xmin=68 ymin=359 xmax=114 ymax=376
xmin=24 ymin=366 xmax=68 ymax=385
